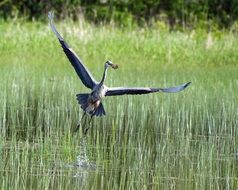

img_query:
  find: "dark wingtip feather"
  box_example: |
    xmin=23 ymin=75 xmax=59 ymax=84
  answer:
xmin=160 ymin=81 xmax=191 ymax=93
xmin=184 ymin=82 xmax=191 ymax=89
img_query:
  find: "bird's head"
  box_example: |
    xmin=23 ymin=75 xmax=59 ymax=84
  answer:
xmin=105 ymin=60 xmax=118 ymax=70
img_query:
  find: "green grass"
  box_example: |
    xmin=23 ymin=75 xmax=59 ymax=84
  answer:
xmin=0 ymin=20 xmax=238 ymax=189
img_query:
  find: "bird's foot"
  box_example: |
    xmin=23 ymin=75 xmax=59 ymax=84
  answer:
xmin=74 ymin=124 xmax=81 ymax=133
xmin=83 ymin=127 xmax=90 ymax=136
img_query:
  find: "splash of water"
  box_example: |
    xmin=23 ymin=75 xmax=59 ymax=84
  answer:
xmin=74 ymin=137 xmax=96 ymax=170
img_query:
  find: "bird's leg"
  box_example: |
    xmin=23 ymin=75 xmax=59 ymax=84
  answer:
xmin=74 ymin=112 xmax=86 ymax=133
xmin=83 ymin=115 xmax=93 ymax=135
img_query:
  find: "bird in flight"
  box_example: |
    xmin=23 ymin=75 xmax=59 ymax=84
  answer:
xmin=48 ymin=12 xmax=191 ymax=134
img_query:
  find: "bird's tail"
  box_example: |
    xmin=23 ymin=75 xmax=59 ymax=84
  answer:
xmin=76 ymin=93 xmax=106 ymax=117
xmin=76 ymin=93 xmax=89 ymax=111
xmin=94 ymin=103 xmax=106 ymax=117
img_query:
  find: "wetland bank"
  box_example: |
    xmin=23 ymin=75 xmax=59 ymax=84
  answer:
xmin=0 ymin=21 xmax=238 ymax=189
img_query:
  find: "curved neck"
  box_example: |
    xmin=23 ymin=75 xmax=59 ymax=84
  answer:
xmin=99 ymin=66 xmax=108 ymax=86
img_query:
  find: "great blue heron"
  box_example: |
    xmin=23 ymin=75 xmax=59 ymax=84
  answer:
xmin=48 ymin=12 xmax=191 ymax=134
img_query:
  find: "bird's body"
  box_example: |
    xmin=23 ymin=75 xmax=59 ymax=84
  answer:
xmin=48 ymin=12 xmax=191 ymax=133
xmin=85 ymin=99 xmax=100 ymax=114
xmin=83 ymin=84 xmax=107 ymax=115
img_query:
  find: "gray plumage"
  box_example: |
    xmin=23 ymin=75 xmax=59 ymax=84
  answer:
xmin=48 ymin=12 xmax=97 ymax=89
xmin=48 ymin=12 xmax=191 ymax=118
xmin=105 ymin=83 xmax=191 ymax=96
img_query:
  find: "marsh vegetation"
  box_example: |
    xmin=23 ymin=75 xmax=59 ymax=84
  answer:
xmin=0 ymin=21 xmax=238 ymax=189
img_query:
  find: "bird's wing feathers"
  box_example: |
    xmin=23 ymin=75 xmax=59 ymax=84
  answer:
xmin=106 ymin=87 xmax=157 ymax=96
xmin=157 ymin=82 xmax=191 ymax=93
xmin=48 ymin=12 xmax=98 ymax=89
xmin=105 ymin=82 xmax=191 ymax=96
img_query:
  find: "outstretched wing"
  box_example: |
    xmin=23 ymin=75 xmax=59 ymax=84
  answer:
xmin=48 ymin=12 xmax=98 ymax=89
xmin=105 ymin=82 xmax=191 ymax=96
